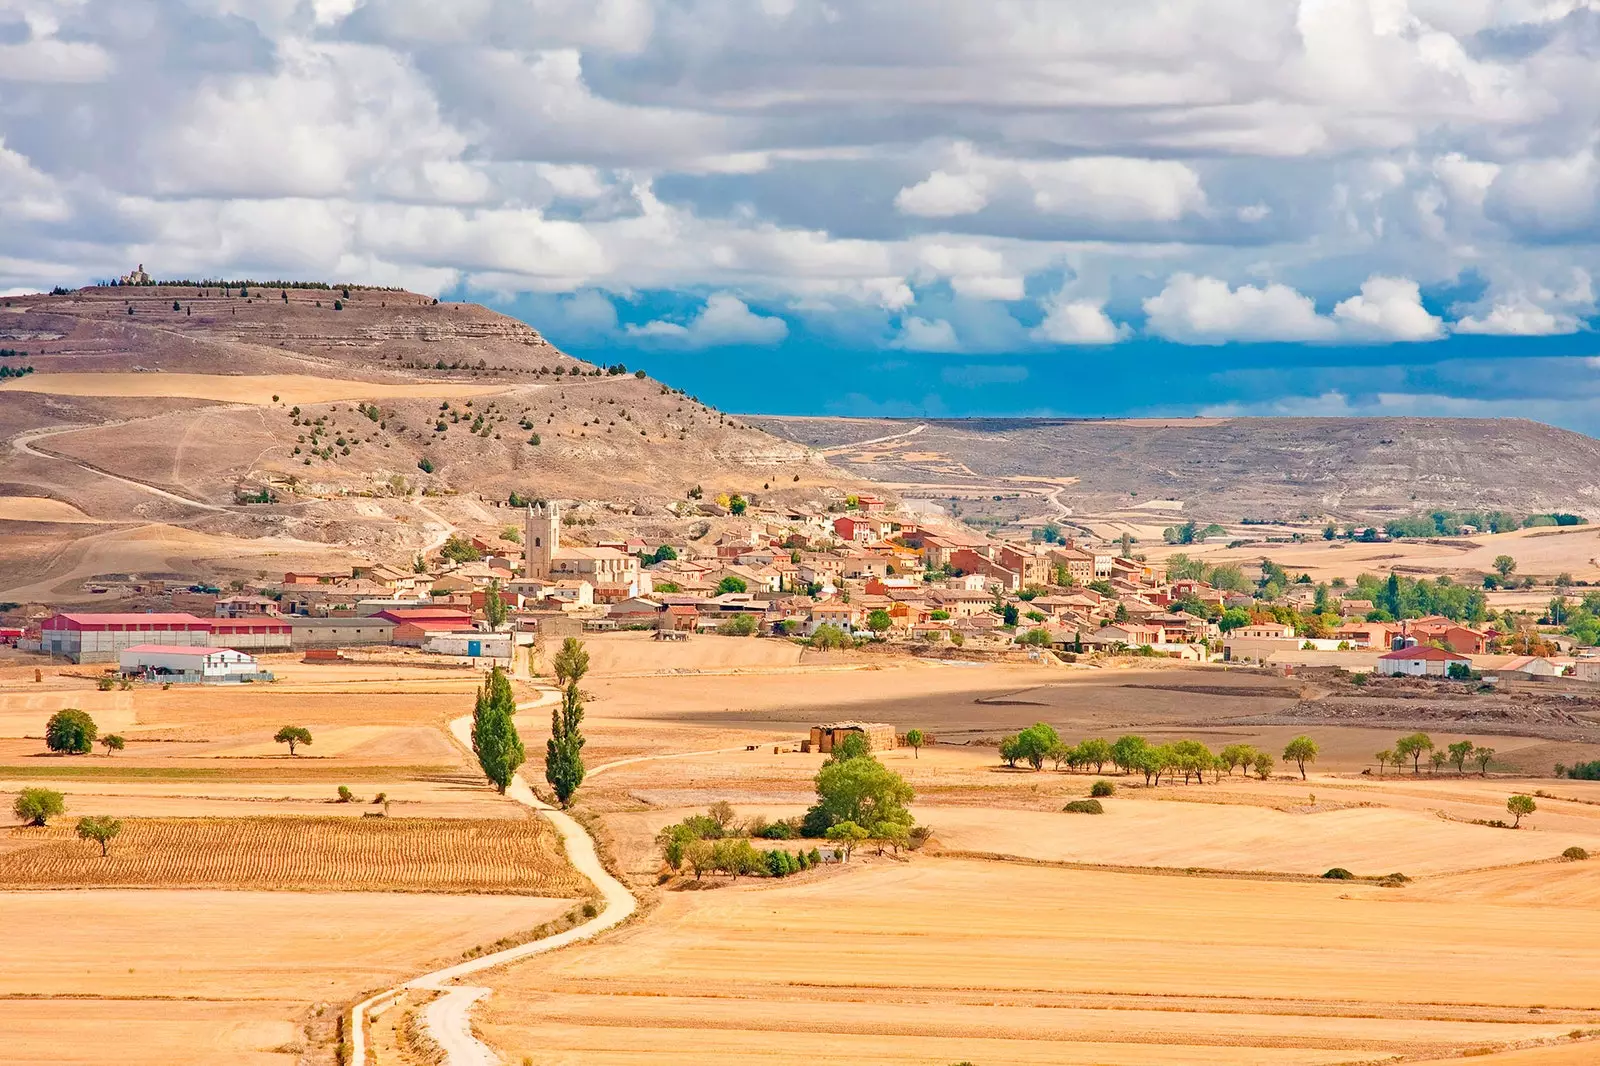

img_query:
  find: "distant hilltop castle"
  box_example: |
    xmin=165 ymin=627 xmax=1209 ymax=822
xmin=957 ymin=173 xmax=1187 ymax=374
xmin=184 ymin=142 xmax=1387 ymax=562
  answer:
xmin=118 ymin=264 xmax=152 ymax=286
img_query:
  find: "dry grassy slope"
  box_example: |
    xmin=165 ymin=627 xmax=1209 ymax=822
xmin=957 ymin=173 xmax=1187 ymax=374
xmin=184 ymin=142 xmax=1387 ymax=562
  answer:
xmin=0 ymin=286 xmax=849 ymax=584
xmin=753 ymin=415 xmax=1600 ymax=520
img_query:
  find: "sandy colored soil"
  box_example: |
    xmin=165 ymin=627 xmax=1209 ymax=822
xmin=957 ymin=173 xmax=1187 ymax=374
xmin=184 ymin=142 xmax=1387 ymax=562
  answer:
xmin=563 ymin=630 xmax=807 ymax=676
xmin=0 ymin=889 xmax=573 ymax=1066
xmin=0 ymin=814 xmax=585 ymax=895
xmin=1142 ymin=523 xmax=1600 ymax=583
xmin=478 ymin=857 xmax=1600 ymax=1065
xmin=0 ymin=372 xmax=503 ymax=406
xmin=0 ymin=522 xmax=363 ymax=602
xmin=0 ymin=495 xmax=102 ymax=523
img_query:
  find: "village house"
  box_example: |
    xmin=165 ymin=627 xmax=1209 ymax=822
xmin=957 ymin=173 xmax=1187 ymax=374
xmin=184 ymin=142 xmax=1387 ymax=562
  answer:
xmin=1408 ymin=618 xmax=1490 ymax=655
xmin=1377 ymin=645 xmax=1471 ymax=677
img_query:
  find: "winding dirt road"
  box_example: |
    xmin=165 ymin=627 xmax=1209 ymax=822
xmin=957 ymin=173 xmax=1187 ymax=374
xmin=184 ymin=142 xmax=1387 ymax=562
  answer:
xmin=349 ymin=695 xmax=754 ymax=1065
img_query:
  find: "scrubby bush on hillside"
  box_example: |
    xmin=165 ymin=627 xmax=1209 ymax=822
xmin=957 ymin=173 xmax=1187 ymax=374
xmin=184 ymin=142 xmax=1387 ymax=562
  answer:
xmin=1562 ymin=846 xmax=1589 ymax=861
xmin=1322 ymin=867 xmax=1355 ymax=880
xmin=1090 ymin=780 xmax=1115 ymax=798
xmin=1062 ymin=799 xmax=1104 ymax=814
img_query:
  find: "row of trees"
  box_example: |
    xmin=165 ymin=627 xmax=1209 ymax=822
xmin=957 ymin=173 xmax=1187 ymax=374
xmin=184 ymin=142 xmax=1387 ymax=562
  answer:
xmin=996 ymin=726 xmax=1321 ymax=782
xmin=12 ymin=788 xmax=122 ymax=855
xmin=1374 ymin=734 xmax=1495 ymax=776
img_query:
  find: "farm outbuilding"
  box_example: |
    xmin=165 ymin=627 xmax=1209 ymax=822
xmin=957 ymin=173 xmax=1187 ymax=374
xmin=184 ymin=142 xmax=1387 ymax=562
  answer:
xmin=807 ymin=721 xmax=896 ymax=754
xmin=41 ymin=613 xmax=213 ymax=663
xmin=208 ymin=618 xmax=292 ymax=651
xmin=118 ymin=644 xmax=268 ymax=683
xmin=1377 ymin=645 xmax=1471 ymax=677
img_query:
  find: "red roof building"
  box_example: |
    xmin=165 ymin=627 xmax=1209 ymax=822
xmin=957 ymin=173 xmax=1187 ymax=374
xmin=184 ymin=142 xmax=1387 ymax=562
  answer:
xmin=40 ymin=612 xmax=212 ymax=663
xmin=1377 ymin=644 xmax=1471 ymax=676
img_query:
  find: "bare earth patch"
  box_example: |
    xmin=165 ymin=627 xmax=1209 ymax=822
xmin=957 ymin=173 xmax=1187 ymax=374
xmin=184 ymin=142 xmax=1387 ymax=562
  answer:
xmin=0 ymin=372 xmax=503 ymax=406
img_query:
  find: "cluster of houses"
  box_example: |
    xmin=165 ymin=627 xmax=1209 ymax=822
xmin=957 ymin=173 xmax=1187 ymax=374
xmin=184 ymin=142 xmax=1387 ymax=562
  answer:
xmin=15 ymin=494 xmax=1599 ymax=687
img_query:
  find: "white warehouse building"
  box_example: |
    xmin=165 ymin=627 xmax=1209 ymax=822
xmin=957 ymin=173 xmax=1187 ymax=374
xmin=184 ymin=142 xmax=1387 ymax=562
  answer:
xmin=119 ymin=644 xmax=266 ymax=683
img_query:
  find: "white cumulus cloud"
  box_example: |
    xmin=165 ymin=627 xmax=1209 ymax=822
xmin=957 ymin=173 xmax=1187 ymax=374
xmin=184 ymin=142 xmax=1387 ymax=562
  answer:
xmin=1032 ymin=295 xmax=1128 ymax=345
xmin=1143 ymin=274 xmax=1335 ymax=344
xmin=626 ymin=292 xmax=789 ymax=347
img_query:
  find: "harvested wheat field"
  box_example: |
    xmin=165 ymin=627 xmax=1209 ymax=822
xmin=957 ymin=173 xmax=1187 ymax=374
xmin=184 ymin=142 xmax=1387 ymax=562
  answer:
xmin=0 ymin=888 xmax=574 ymax=1066
xmin=480 ymin=857 xmax=1600 ymax=1066
xmin=0 ymin=495 xmax=103 ymax=523
xmin=0 ymin=371 xmax=505 ymax=406
xmin=0 ymin=815 xmax=587 ymax=895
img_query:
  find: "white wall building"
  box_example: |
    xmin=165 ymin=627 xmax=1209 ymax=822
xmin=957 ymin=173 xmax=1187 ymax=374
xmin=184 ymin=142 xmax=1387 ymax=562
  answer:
xmin=119 ymin=644 xmax=263 ymax=682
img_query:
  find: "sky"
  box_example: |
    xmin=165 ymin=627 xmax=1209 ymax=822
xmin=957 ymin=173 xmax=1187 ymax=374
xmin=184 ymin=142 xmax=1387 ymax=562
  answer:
xmin=3 ymin=1 xmax=1600 ymax=429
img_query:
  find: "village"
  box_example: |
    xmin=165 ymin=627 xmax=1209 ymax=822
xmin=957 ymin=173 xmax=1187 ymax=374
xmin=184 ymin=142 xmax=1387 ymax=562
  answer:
xmin=8 ymin=483 xmax=1599 ymax=693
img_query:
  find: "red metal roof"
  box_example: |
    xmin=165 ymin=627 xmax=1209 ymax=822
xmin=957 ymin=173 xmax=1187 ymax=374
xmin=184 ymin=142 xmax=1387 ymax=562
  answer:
xmin=208 ymin=619 xmax=291 ymax=631
xmin=44 ymin=613 xmax=211 ymax=631
xmin=1378 ymin=645 xmax=1470 ymax=661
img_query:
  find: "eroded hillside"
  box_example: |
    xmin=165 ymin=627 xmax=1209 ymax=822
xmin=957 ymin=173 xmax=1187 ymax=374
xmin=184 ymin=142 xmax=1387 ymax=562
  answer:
xmin=0 ymin=284 xmax=838 ymax=599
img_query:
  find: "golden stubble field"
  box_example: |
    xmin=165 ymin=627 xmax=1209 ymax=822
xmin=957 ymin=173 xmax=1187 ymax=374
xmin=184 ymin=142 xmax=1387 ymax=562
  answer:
xmin=0 ymin=889 xmax=575 ymax=1066
xmin=478 ymin=857 xmax=1600 ymax=1066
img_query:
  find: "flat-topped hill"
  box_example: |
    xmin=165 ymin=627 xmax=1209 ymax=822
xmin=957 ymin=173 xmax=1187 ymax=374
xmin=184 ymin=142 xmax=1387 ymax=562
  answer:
xmin=750 ymin=414 xmax=1600 ymax=521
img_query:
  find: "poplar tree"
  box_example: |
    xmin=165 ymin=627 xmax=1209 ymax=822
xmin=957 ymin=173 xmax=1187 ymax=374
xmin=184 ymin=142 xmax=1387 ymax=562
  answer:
xmin=546 ymin=638 xmax=588 ymax=806
xmin=471 ymin=667 xmax=524 ymax=793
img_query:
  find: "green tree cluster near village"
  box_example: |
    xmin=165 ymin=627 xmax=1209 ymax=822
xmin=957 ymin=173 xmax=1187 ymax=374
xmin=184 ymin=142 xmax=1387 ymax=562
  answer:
xmin=1374 ymin=734 xmax=1495 ymax=776
xmin=993 ymin=731 xmax=1319 ymax=786
xmin=800 ymin=732 xmax=916 ymax=843
xmin=545 ymin=638 xmax=589 ymax=806
xmin=472 ymin=666 xmax=525 ymax=794
xmin=45 ymin=709 xmax=98 ymax=754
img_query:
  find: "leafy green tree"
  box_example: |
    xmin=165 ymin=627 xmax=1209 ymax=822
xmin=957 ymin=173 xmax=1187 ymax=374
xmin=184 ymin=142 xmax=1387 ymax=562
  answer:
xmin=904 ymin=728 xmax=925 ymax=759
xmin=484 ymin=580 xmax=507 ymax=628
xmin=1430 ymin=750 xmax=1448 ymax=773
xmin=99 ymin=734 xmax=125 ymax=756
xmin=1472 ymin=746 xmax=1495 ymax=775
xmin=45 ymin=709 xmax=97 ymax=754
xmin=716 ymin=576 xmax=747 ymax=595
xmin=825 ymin=820 xmax=870 ymax=860
xmin=1217 ymin=607 xmax=1251 ymax=633
xmin=76 ymin=815 xmax=122 ymax=856
xmin=546 ymin=639 xmax=588 ymax=805
xmin=1446 ymin=740 xmax=1474 ymax=775
xmin=866 ymin=609 xmax=892 ymax=636
xmin=1507 ymin=793 xmax=1536 ymax=828
xmin=803 ymin=749 xmax=914 ymax=837
xmin=1170 ymin=739 xmax=1215 ymax=784
xmin=1017 ymin=626 xmax=1052 ymax=647
xmin=717 ymin=613 xmax=758 ymax=636
xmin=1078 ymin=737 xmax=1112 ymax=773
xmin=1220 ymin=743 xmax=1255 ymax=776
xmin=729 ymin=494 xmax=748 ymax=515
xmin=651 ymin=545 xmax=678 ymax=563
xmin=1013 ymin=722 xmax=1061 ymax=770
xmin=1493 ymin=555 xmax=1517 ymax=579
xmin=274 ymin=725 xmax=312 ymax=755
xmin=1253 ymin=750 xmax=1275 ymax=780
xmin=472 ymin=667 xmax=525 ymax=794
xmin=438 ymin=534 xmax=480 ymax=562
xmin=1395 ymin=732 xmax=1433 ymax=775
xmin=1283 ymin=735 xmax=1318 ymax=780
xmin=1375 ymin=749 xmax=1393 ymax=776
xmin=809 ymin=623 xmax=852 ymax=649
xmin=13 ymin=787 xmax=65 ymax=826
xmin=1110 ymin=734 xmax=1150 ymax=775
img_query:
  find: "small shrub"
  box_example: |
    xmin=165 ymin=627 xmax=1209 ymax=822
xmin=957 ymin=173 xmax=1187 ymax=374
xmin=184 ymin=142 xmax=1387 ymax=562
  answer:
xmin=1562 ymin=846 xmax=1589 ymax=861
xmin=1090 ymin=780 xmax=1115 ymax=798
xmin=1378 ymin=872 xmax=1411 ymax=887
xmin=373 ymin=792 xmax=387 ymax=804
xmin=1322 ymin=867 xmax=1355 ymax=880
xmin=1062 ymin=799 xmax=1104 ymax=814
xmin=336 ymin=785 xmax=353 ymax=803
xmin=580 ymin=900 xmax=598 ymax=918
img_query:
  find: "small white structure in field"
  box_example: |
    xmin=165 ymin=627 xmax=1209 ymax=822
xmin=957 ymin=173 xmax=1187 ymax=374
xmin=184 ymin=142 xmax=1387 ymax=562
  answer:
xmin=119 ymin=644 xmax=262 ymax=682
xmin=421 ymin=631 xmax=517 ymax=660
